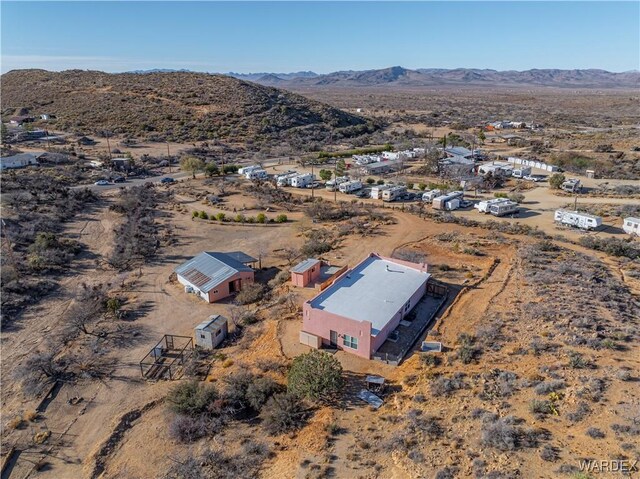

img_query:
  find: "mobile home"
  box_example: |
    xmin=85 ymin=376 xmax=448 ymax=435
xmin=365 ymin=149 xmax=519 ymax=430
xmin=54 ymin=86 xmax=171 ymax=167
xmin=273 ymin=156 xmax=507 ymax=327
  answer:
xmin=489 ymin=201 xmax=519 ymax=217
xmin=382 ymin=185 xmax=407 ymax=202
xmin=325 ymin=176 xmax=349 ymax=191
xmin=238 ymin=165 xmax=260 ymax=175
xmin=246 ymin=168 xmax=267 ymax=180
xmin=622 ymin=217 xmax=640 ymax=236
xmin=276 ymin=172 xmax=299 ymax=186
xmin=554 ymin=210 xmax=602 ymax=230
xmin=339 ymin=180 xmax=363 ymax=194
xmin=432 ymin=191 xmax=463 ymax=210
xmin=290 ymin=173 xmax=315 ymax=188
xmin=512 ymin=167 xmax=532 ymax=179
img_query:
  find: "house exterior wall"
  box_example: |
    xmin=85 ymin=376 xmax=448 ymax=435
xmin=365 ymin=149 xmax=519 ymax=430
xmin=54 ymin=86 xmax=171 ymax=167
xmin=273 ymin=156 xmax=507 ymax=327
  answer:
xmin=178 ymin=271 xmax=254 ymax=303
xmin=292 ymin=264 xmax=322 ymax=287
xmin=302 ymin=303 xmax=372 ymax=359
xmin=208 ymin=271 xmax=254 ymax=302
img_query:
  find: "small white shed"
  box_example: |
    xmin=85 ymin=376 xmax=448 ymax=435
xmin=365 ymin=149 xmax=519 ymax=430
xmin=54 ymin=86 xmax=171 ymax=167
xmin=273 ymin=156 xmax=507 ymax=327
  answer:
xmin=195 ymin=315 xmax=228 ymax=349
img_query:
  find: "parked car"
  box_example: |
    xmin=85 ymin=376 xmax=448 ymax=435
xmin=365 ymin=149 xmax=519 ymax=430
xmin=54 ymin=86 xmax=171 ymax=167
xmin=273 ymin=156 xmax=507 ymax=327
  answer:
xmin=524 ymin=174 xmax=546 ymax=182
xmin=94 ymin=180 xmax=110 ymax=186
xmin=160 ymin=177 xmax=175 ymax=184
xmin=460 ymin=200 xmax=474 ymax=208
xmin=113 ymin=176 xmax=126 ymax=183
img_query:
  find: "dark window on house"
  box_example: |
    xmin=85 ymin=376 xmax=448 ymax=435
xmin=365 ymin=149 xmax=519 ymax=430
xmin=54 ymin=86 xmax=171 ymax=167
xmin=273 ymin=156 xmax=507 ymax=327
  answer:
xmin=200 ymin=334 xmax=206 ymax=339
xmin=215 ymin=329 xmax=222 ymax=336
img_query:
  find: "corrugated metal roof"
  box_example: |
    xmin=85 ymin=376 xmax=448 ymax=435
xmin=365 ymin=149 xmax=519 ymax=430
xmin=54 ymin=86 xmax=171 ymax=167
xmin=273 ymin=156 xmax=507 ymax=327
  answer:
xmin=175 ymin=252 xmax=252 ymax=293
xmin=225 ymin=251 xmax=258 ymax=264
xmin=291 ymin=258 xmax=321 ymax=274
xmin=195 ymin=314 xmax=228 ymax=331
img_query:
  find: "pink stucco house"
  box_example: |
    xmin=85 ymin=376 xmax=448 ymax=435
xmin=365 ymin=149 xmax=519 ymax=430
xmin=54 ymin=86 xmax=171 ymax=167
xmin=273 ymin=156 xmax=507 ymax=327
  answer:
xmin=175 ymin=251 xmax=256 ymax=303
xmin=291 ymin=258 xmax=322 ymax=287
xmin=299 ymin=253 xmax=430 ymax=359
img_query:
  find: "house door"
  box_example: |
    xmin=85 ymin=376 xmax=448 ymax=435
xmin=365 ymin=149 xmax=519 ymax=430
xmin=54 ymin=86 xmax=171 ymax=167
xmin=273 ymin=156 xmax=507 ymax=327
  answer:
xmin=229 ymin=279 xmax=241 ymax=293
xmin=329 ymin=330 xmax=338 ymax=348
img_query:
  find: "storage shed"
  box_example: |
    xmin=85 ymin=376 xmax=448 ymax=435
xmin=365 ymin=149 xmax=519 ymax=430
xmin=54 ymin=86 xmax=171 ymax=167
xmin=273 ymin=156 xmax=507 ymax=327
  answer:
xmin=195 ymin=315 xmax=228 ymax=350
xmin=291 ymin=258 xmax=322 ymax=287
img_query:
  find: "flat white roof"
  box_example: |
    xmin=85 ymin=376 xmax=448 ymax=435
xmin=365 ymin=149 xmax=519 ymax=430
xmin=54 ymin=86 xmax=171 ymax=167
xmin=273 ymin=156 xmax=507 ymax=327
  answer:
xmin=308 ymin=255 xmax=429 ymax=335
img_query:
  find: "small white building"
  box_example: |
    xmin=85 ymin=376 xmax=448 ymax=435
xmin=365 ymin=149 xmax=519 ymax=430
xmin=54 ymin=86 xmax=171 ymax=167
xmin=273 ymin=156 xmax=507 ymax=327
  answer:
xmin=623 ymin=217 xmax=640 ymax=236
xmin=290 ymin=173 xmax=314 ymax=188
xmin=0 ymin=152 xmax=43 ymax=170
xmin=195 ymin=315 xmax=228 ymax=349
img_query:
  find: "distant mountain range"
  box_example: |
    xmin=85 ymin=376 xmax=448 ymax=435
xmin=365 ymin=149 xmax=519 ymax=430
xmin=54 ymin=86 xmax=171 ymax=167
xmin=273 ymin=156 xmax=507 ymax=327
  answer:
xmin=228 ymin=66 xmax=639 ymax=89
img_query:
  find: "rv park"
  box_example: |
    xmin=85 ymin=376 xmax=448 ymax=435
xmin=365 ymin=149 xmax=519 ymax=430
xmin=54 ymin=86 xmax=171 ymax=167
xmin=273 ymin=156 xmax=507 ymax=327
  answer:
xmin=2 ymin=72 xmax=640 ymax=478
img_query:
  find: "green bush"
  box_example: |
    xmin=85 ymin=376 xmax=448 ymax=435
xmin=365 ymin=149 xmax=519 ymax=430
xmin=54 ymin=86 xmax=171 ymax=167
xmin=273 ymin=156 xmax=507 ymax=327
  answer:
xmin=235 ymin=214 xmax=245 ymax=223
xmin=166 ymin=381 xmax=219 ymax=417
xmin=418 ymin=183 xmax=427 ymax=191
xmin=256 ymin=213 xmax=267 ymax=224
xmin=216 ymin=212 xmax=226 ymax=222
xmin=275 ymin=214 xmax=288 ymax=223
xmin=548 ymin=173 xmax=566 ymax=189
xmin=494 ymin=192 xmax=508 ymax=198
xmin=287 ymin=350 xmax=344 ymax=402
xmin=407 ymin=183 xmax=414 ymax=190
xmin=199 ymin=211 xmax=209 ymax=220
xmin=366 ymin=178 xmax=375 ymax=185
xmin=223 ymin=164 xmax=239 ymax=174
xmin=192 ymin=210 xmax=199 ymax=218
xmin=376 ymin=179 xmax=385 ymax=185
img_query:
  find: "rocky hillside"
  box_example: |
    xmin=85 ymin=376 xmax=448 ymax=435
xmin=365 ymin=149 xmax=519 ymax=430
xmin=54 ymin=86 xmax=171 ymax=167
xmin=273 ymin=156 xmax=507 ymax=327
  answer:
xmin=0 ymin=69 xmax=374 ymax=143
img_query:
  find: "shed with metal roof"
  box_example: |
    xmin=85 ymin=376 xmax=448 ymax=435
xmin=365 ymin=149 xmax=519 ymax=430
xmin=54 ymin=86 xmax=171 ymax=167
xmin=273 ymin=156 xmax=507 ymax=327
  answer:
xmin=291 ymin=258 xmax=322 ymax=287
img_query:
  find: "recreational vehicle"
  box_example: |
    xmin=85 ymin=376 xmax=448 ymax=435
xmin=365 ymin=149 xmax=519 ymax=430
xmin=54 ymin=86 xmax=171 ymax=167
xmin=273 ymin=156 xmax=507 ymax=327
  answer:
xmin=489 ymin=201 xmax=519 ymax=217
xmin=370 ymin=184 xmax=390 ymax=199
xmin=290 ymin=173 xmax=315 ymax=188
xmin=432 ymin=191 xmax=464 ymax=210
xmin=338 ymin=180 xmax=363 ymax=194
xmin=382 ymin=185 xmax=407 ymax=202
xmin=276 ymin=172 xmax=299 ymax=187
xmin=554 ymin=210 xmax=602 ymax=230
xmin=561 ymin=178 xmax=582 ymax=193
xmin=622 ymin=217 xmax=640 ymax=236
xmin=475 ymin=198 xmax=510 ymax=213
xmin=238 ymin=165 xmax=260 ymax=176
xmin=512 ymin=167 xmax=532 ymax=179
xmin=325 ymin=176 xmax=348 ymax=191
xmin=421 ymin=189 xmax=442 ymax=202
xmin=246 ymin=169 xmax=267 ymax=180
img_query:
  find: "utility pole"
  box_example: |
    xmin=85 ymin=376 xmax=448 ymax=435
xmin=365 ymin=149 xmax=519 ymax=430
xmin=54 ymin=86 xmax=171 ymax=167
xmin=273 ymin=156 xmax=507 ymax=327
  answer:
xmin=166 ymin=142 xmax=171 ymax=173
xmin=105 ymin=132 xmax=112 ymax=161
xmin=311 ymin=159 xmax=315 ymax=199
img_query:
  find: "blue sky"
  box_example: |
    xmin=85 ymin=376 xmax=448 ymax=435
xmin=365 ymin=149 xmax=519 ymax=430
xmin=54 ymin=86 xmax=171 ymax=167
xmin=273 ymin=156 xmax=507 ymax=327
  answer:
xmin=2 ymin=1 xmax=639 ymax=73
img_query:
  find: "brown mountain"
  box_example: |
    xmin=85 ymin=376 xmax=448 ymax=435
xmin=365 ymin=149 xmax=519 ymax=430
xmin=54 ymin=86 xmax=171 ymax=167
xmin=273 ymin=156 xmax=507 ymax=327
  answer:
xmin=0 ymin=69 xmax=374 ymax=143
xmin=254 ymin=66 xmax=640 ymax=89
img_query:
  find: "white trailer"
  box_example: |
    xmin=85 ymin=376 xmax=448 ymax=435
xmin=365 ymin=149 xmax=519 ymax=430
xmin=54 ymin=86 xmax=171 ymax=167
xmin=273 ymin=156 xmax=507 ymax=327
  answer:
xmin=512 ymin=167 xmax=532 ymax=179
xmin=421 ymin=189 xmax=441 ymax=202
xmin=432 ymin=191 xmax=463 ymax=210
xmin=489 ymin=201 xmax=519 ymax=217
xmin=246 ymin=169 xmax=267 ymax=180
xmin=554 ymin=209 xmax=602 ymax=230
xmin=622 ymin=217 xmax=640 ymax=236
xmin=475 ymin=198 xmax=510 ymax=213
xmin=445 ymin=198 xmax=461 ymax=211
xmin=238 ymin=165 xmax=260 ymax=175
xmin=325 ymin=176 xmax=349 ymax=191
xmin=561 ymin=178 xmax=581 ymax=193
xmin=277 ymin=172 xmax=299 ymax=186
xmin=290 ymin=173 xmax=315 ymax=188
xmin=382 ymin=185 xmax=407 ymax=202
xmin=338 ymin=180 xmax=363 ymax=194
xmin=370 ymin=184 xmax=390 ymax=199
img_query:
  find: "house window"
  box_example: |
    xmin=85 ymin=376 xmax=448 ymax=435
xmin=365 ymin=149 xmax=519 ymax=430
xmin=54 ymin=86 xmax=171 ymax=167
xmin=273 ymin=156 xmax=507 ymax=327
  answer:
xmin=215 ymin=329 xmax=222 ymax=336
xmin=200 ymin=334 xmax=206 ymax=339
xmin=213 ymin=289 xmax=219 ymax=294
xmin=343 ymin=335 xmax=358 ymax=349
xmin=404 ymin=300 xmax=411 ymax=312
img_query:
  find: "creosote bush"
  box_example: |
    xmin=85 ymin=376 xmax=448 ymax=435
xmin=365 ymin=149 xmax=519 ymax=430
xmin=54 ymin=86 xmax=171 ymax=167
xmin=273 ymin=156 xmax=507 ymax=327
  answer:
xmin=287 ymin=350 xmax=344 ymax=402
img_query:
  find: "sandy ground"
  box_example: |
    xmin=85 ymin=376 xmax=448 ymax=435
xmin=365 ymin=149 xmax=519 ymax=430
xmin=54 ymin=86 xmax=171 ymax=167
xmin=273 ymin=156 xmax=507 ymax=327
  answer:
xmin=1 ymin=175 xmax=638 ymax=479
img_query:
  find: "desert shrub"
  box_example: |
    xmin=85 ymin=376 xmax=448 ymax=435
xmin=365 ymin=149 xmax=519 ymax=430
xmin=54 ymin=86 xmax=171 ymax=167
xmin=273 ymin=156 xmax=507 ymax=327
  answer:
xmin=246 ymin=377 xmax=282 ymax=411
xmin=168 ymin=414 xmax=222 ymax=443
xmin=256 ymin=213 xmax=267 ymax=224
xmin=14 ymin=351 xmax=70 ymax=397
xmin=300 ymin=237 xmax=332 ymax=257
xmin=529 ymin=400 xmax=555 ymax=416
xmin=199 ymin=211 xmax=208 ymax=219
xmin=479 ymin=369 xmax=518 ymax=400
xmin=216 ymin=212 xmax=226 ymax=221
xmin=456 ymin=333 xmax=479 ymax=364
xmin=287 ymin=350 xmax=344 ymax=402
xmin=481 ymin=416 xmax=543 ymax=451
xmin=534 ymin=380 xmax=565 ymax=395
xmin=275 ymin=214 xmax=288 ymax=223
xmin=268 ymin=270 xmax=290 ymax=288
xmin=508 ymin=192 xmax=525 ymax=203
xmin=262 ymin=392 xmax=309 ymax=434
xmin=576 ymin=377 xmax=607 ymax=402
xmin=540 ymin=444 xmax=559 ymax=462
xmin=166 ymin=381 xmax=219 ymax=417
xmin=435 ymin=466 xmax=458 ymax=479
xmin=586 ymin=427 xmax=605 ymax=439
xmin=235 ymin=283 xmax=265 ymax=305
xmin=421 ymin=354 xmax=441 ymax=367
xmin=566 ymin=401 xmax=591 ymax=422
xmin=548 ymin=173 xmax=566 ymax=189
xmin=430 ymin=373 xmax=467 ymax=397
xmin=567 ymin=352 xmax=589 ymax=369
xmin=579 ymin=236 xmax=640 ymax=260
xmin=392 ymin=249 xmax=426 ymax=264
